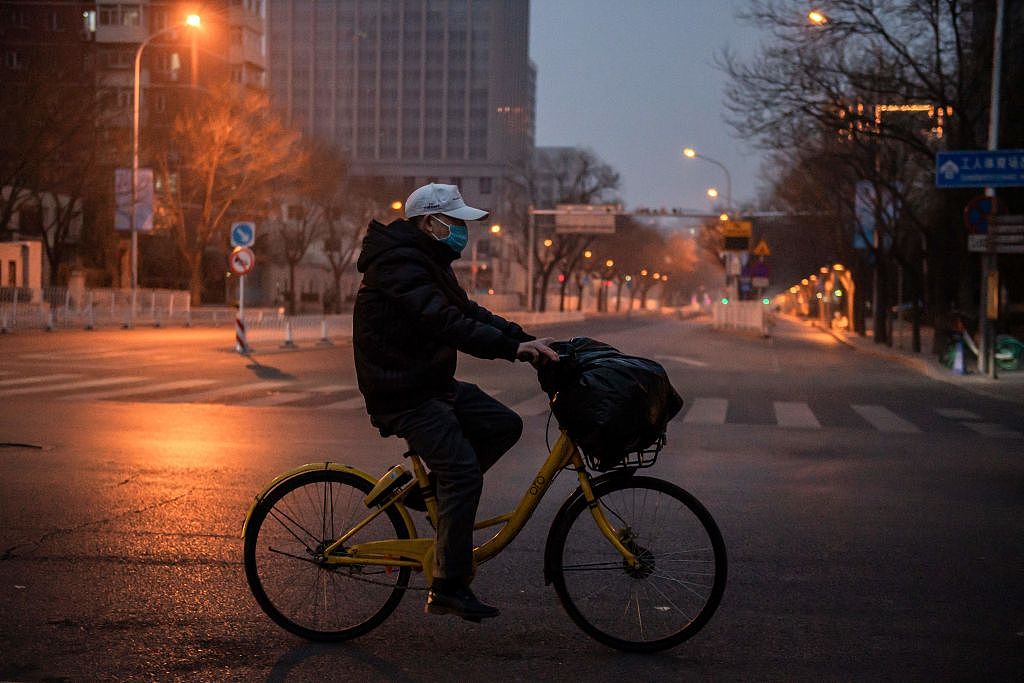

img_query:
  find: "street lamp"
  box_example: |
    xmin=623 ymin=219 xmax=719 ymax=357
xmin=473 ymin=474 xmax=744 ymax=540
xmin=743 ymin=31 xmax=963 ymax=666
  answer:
xmin=807 ymin=10 xmax=828 ymax=26
xmin=706 ymin=187 xmax=719 ymax=199
xmin=682 ymin=147 xmax=733 ymax=212
xmin=130 ymin=13 xmax=201 ymax=326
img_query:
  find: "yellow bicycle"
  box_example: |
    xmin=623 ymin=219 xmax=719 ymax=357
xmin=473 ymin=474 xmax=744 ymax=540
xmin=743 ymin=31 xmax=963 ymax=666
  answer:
xmin=242 ymin=429 xmax=726 ymax=652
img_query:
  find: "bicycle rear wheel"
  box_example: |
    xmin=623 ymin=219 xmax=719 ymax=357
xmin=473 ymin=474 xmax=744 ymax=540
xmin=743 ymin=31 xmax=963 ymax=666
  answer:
xmin=243 ymin=469 xmax=413 ymax=641
xmin=548 ymin=475 xmax=727 ymax=652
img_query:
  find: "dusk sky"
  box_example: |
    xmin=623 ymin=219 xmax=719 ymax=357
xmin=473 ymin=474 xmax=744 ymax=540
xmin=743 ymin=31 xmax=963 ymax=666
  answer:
xmin=530 ymin=1 xmax=767 ymax=214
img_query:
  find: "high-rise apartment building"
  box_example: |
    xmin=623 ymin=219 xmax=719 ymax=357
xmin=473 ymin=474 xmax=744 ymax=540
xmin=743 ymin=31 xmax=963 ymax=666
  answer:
xmin=267 ymin=0 xmax=535 ymax=218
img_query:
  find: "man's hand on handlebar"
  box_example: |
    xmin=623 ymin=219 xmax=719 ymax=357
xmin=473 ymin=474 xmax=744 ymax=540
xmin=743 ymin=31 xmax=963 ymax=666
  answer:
xmin=517 ymin=338 xmax=559 ymax=366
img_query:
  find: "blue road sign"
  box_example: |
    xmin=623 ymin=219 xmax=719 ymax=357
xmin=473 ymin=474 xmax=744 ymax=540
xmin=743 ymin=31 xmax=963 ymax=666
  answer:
xmin=231 ymin=222 xmax=256 ymax=248
xmin=936 ymin=150 xmax=1024 ymax=188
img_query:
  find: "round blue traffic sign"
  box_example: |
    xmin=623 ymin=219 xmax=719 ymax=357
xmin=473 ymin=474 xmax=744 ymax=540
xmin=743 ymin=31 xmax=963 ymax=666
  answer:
xmin=231 ymin=222 xmax=256 ymax=248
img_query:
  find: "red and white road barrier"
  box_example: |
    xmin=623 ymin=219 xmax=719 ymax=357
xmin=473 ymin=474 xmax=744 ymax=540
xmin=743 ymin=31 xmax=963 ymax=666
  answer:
xmin=236 ymin=315 xmax=250 ymax=353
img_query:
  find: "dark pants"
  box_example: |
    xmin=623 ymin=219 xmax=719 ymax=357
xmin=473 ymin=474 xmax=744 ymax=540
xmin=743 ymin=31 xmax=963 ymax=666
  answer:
xmin=371 ymin=381 xmax=523 ymax=580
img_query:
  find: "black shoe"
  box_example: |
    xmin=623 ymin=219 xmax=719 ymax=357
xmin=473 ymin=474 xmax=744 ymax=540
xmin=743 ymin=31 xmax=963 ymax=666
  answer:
xmin=425 ymin=585 xmax=500 ymax=622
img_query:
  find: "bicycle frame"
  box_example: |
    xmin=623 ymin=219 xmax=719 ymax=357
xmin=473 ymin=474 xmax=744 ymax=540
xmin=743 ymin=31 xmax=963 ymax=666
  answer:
xmin=318 ymin=431 xmax=639 ymax=583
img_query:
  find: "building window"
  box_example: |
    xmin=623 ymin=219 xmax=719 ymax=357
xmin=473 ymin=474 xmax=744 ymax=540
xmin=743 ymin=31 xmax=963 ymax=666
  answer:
xmin=5 ymin=51 xmax=25 ymax=70
xmin=152 ymin=93 xmax=166 ymax=113
xmin=230 ymin=66 xmax=243 ymax=83
xmin=98 ymin=5 xmax=117 ymax=25
xmin=121 ymin=4 xmax=141 ymax=26
xmin=98 ymin=4 xmax=140 ymax=27
xmin=51 ymin=11 xmax=65 ymax=31
xmin=152 ymin=7 xmax=168 ymax=30
xmin=8 ymin=261 xmax=16 ymax=287
xmin=479 ymin=177 xmax=492 ymax=195
xmin=10 ymin=9 xmax=28 ymax=27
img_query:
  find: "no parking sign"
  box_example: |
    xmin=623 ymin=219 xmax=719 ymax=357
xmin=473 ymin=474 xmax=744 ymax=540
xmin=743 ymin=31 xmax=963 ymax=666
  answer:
xmin=230 ymin=247 xmax=255 ymax=276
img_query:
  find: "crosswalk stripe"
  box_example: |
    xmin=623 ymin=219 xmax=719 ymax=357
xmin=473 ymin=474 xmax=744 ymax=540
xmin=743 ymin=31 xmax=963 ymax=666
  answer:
xmin=773 ymin=401 xmax=821 ymax=429
xmin=239 ymin=392 xmax=314 ymax=407
xmin=509 ymin=393 xmax=551 ymax=416
xmin=60 ymin=379 xmax=218 ymax=402
xmin=154 ymin=381 xmax=290 ymax=404
xmin=655 ymin=354 xmax=709 ymax=367
xmin=0 ymin=374 xmax=80 ymax=388
xmin=935 ymin=408 xmax=981 ymax=420
xmin=320 ymin=396 xmax=366 ymax=410
xmin=0 ymin=376 xmax=147 ymax=397
xmin=309 ymin=384 xmax=356 ymax=393
xmin=851 ymin=405 xmax=921 ymax=433
xmin=683 ymin=398 xmax=728 ymax=424
xmin=962 ymin=422 xmax=1023 ymax=439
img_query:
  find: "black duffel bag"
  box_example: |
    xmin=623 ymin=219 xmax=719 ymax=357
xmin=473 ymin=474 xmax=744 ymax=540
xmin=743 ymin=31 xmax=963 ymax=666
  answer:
xmin=537 ymin=337 xmax=684 ymax=470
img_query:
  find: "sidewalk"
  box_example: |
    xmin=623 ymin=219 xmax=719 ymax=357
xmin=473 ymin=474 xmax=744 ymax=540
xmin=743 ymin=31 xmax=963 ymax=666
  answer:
xmin=781 ymin=315 xmax=1024 ymax=407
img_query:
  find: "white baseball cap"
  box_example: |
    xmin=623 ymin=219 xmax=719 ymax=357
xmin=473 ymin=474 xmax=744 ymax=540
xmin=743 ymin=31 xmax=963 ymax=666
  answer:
xmin=404 ymin=183 xmax=489 ymax=221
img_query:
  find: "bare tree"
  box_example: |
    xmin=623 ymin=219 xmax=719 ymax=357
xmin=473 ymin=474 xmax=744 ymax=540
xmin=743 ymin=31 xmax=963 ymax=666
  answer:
xmin=505 ymin=147 xmax=622 ymax=309
xmin=720 ymin=0 xmax=989 ymax=345
xmin=321 ymin=176 xmax=407 ymax=313
xmin=154 ymin=85 xmax=305 ymax=304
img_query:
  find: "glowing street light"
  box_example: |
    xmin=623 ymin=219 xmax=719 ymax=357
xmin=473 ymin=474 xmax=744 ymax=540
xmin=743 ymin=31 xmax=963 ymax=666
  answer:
xmin=808 ymin=9 xmax=828 ymax=25
xmin=391 ymin=200 xmax=403 ymax=211
xmin=583 ymin=250 xmax=593 ymax=259
xmin=706 ymin=187 xmax=719 ymax=199
xmin=719 ymin=213 xmax=730 ymax=222
xmin=130 ymin=13 xmax=201 ymax=326
xmin=490 ymin=224 xmax=501 ymax=234
xmin=543 ymin=238 xmax=553 ymax=248
xmin=682 ymin=146 xmax=733 ymax=212
xmin=604 ymin=259 xmax=614 ymax=268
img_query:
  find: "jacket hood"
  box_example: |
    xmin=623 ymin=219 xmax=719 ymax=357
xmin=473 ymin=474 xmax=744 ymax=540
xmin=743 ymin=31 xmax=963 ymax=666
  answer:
xmin=357 ymin=218 xmax=458 ymax=273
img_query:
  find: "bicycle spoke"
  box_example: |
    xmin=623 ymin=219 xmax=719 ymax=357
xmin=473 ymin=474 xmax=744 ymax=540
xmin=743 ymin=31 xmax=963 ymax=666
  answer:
xmin=245 ymin=470 xmax=412 ymax=641
xmin=552 ymin=477 xmax=726 ymax=651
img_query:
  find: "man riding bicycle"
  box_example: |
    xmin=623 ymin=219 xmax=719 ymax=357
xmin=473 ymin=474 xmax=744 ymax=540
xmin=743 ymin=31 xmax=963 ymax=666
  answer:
xmin=353 ymin=183 xmax=558 ymax=621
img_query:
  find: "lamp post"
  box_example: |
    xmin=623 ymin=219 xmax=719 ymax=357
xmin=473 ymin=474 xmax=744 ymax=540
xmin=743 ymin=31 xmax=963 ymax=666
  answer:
xmin=129 ymin=14 xmax=200 ymax=327
xmin=683 ymin=147 xmax=732 ymax=213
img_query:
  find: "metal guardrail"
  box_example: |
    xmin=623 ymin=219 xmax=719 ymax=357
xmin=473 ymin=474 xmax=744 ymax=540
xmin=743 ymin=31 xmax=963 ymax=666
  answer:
xmin=0 ymin=286 xmax=191 ymax=331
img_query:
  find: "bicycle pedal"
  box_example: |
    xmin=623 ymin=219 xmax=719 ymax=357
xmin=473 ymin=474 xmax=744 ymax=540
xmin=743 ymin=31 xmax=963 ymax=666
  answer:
xmin=364 ymin=465 xmax=414 ymax=508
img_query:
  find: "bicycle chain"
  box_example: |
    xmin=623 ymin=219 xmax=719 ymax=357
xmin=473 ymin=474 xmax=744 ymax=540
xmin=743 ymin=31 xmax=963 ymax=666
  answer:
xmin=328 ymin=566 xmax=429 ymax=592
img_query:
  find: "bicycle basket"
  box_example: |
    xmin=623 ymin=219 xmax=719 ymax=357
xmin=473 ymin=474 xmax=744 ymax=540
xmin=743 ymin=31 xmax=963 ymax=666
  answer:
xmin=579 ymin=433 xmax=667 ymax=472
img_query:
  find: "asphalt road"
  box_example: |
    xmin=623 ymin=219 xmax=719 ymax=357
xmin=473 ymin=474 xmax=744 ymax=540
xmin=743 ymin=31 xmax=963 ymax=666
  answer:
xmin=1 ymin=314 xmax=1022 ymax=681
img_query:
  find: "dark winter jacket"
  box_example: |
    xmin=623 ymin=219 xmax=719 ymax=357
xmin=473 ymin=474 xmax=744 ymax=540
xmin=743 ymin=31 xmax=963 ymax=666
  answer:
xmin=353 ymin=218 xmax=534 ymax=415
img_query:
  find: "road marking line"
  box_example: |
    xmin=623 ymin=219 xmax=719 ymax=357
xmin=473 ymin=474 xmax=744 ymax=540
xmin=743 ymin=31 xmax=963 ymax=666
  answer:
xmin=683 ymin=398 xmax=728 ymax=424
xmin=308 ymin=384 xmax=356 ymax=393
xmin=154 ymin=381 xmax=290 ymax=404
xmin=774 ymin=401 xmax=821 ymax=429
xmin=655 ymin=355 xmax=709 ymax=367
xmin=239 ymin=392 xmax=314 ymax=407
xmin=0 ymin=376 xmax=147 ymax=397
xmin=320 ymin=396 xmax=366 ymax=410
xmin=510 ymin=393 xmax=551 ymax=416
xmin=60 ymin=379 xmax=218 ymax=402
xmin=962 ymin=422 xmax=1023 ymax=439
xmin=851 ymin=405 xmax=921 ymax=433
xmin=0 ymin=374 xmax=80 ymax=388
xmin=935 ymin=408 xmax=981 ymax=420
xmin=19 ymin=349 xmax=154 ymax=361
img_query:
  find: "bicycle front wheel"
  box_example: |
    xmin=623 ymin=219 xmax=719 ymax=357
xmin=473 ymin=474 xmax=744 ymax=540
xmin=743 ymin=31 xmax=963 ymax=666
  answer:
xmin=548 ymin=475 xmax=727 ymax=652
xmin=243 ymin=469 xmax=413 ymax=641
